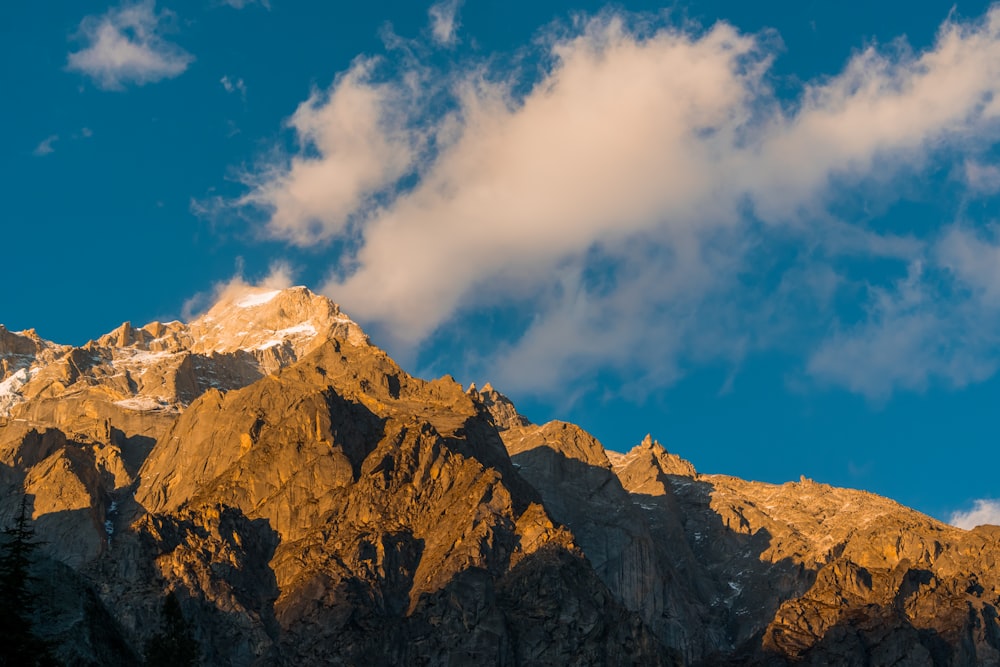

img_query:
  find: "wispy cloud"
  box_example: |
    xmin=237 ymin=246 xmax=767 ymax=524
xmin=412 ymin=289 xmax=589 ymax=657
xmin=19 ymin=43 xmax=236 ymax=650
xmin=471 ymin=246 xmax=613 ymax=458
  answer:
xmin=429 ymin=0 xmax=462 ymax=46
xmin=181 ymin=260 xmax=294 ymax=320
xmin=219 ymin=7 xmax=1000 ymax=399
xmin=67 ymin=0 xmax=193 ymax=90
xmin=222 ymin=0 xmax=270 ymax=8
xmin=33 ymin=135 xmax=58 ymax=156
xmin=951 ymin=498 xmax=1000 ymax=529
xmin=221 ymin=75 xmax=247 ymax=100
xmin=809 ymin=223 xmax=1000 ymax=400
xmin=964 ymin=159 xmax=1000 ymax=195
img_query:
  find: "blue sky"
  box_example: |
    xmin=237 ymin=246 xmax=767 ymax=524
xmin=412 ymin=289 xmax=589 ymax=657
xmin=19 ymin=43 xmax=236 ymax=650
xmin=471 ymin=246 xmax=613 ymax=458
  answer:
xmin=4 ymin=0 xmax=1000 ymax=526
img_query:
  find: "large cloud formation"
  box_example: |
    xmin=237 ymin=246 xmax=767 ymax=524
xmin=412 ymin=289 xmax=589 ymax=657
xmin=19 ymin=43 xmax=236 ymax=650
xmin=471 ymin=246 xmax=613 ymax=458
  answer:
xmin=231 ymin=6 xmax=1000 ymax=397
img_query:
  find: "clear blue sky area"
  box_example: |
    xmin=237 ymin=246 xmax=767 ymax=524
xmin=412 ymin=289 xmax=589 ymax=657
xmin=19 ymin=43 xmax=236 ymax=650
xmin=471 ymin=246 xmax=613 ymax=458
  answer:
xmin=2 ymin=0 xmax=998 ymax=524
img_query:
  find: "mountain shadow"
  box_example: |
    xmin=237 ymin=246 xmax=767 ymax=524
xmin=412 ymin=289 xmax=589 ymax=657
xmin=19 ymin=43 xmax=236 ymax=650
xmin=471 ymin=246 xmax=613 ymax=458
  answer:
xmin=509 ymin=443 xmax=811 ymax=664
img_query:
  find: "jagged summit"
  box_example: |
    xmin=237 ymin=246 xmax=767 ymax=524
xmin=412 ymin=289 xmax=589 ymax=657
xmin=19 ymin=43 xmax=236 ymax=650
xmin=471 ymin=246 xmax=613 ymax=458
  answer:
xmin=471 ymin=380 xmax=532 ymax=431
xmin=608 ymin=433 xmax=698 ymax=478
xmin=188 ymin=284 xmax=368 ymax=355
xmin=0 ymin=286 xmax=368 ymax=418
xmin=0 ymin=325 xmax=71 ymax=416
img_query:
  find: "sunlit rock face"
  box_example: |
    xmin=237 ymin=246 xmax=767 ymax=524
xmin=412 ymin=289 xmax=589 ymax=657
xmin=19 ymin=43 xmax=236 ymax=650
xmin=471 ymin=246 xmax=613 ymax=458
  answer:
xmin=1 ymin=286 xmax=997 ymax=665
xmin=0 ymin=287 xmax=665 ymax=666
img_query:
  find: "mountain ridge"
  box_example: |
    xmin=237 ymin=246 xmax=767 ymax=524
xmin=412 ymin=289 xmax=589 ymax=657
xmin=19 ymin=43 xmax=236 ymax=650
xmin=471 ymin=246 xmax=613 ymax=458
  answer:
xmin=1 ymin=286 xmax=997 ymax=665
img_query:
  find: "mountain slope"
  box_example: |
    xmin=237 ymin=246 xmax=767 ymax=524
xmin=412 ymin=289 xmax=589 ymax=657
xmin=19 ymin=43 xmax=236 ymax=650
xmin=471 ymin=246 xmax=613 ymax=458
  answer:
xmin=0 ymin=286 xmax=997 ymax=665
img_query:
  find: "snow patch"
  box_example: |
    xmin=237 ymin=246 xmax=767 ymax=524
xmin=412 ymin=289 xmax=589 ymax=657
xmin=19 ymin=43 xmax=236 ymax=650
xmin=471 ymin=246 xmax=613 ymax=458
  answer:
xmin=236 ymin=290 xmax=281 ymax=308
xmin=279 ymin=323 xmax=317 ymax=336
xmin=0 ymin=367 xmax=36 ymax=415
xmin=256 ymin=323 xmax=317 ymax=349
xmin=114 ymin=396 xmax=172 ymax=412
xmin=0 ymin=367 xmax=30 ymax=395
xmin=114 ymin=349 xmax=175 ymax=364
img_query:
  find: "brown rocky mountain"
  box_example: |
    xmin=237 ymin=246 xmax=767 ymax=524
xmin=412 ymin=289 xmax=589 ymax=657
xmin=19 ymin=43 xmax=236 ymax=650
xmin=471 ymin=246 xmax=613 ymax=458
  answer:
xmin=1 ymin=287 xmax=997 ymax=665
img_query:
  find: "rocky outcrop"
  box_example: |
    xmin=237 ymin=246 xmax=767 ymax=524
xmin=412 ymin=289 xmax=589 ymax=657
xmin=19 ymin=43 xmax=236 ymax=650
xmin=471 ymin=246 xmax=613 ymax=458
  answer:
xmin=760 ymin=525 xmax=1000 ymax=666
xmin=473 ymin=382 xmax=531 ymax=431
xmin=504 ymin=422 xmax=690 ymax=643
xmin=502 ymin=425 xmax=755 ymax=662
xmin=0 ymin=326 xmax=70 ymax=415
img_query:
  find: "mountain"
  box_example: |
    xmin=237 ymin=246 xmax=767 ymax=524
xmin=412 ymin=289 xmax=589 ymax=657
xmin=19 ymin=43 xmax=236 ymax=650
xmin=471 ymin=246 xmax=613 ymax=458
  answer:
xmin=1 ymin=287 xmax=997 ymax=666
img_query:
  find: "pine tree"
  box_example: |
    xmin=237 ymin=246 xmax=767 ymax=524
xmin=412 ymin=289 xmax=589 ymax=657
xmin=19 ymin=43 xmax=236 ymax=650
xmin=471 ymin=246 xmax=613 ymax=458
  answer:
xmin=144 ymin=592 xmax=200 ymax=667
xmin=0 ymin=495 xmax=57 ymax=667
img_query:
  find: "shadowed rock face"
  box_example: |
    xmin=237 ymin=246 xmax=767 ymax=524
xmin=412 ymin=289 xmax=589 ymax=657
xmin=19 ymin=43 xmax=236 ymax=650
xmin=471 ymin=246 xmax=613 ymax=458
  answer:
xmin=503 ymin=424 xmax=1000 ymax=666
xmin=1 ymin=286 xmax=998 ymax=665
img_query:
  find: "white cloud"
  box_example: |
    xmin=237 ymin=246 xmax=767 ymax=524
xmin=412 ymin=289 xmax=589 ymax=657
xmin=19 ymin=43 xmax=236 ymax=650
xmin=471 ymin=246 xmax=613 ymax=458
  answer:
xmin=234 ymin=57 xmax=422 ymax=245
xmin=744 ymin=9 xmax=1000 ymax=220
xmin=950 ymin=499 xmax=1000 ymax=529
xmin=221 ymin=75 xmax=247 ymax=100
xmin=429 ymin=0 xmax=462 ymax=46
xmin=67 ymin=0 xmax=193 ymax=90
xmin=33 ymin=135 xmax=58 ymax=156
xmin=228 ymin=7 xmax=1000 ymax=397
xmin=324 ymin=18 xmax=767 ymax=343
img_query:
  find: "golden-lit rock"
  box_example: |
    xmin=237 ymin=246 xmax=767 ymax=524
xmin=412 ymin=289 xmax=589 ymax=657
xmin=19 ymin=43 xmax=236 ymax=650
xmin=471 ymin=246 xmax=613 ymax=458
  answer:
xmin=2 ymin=286 xmax=997 ymax=665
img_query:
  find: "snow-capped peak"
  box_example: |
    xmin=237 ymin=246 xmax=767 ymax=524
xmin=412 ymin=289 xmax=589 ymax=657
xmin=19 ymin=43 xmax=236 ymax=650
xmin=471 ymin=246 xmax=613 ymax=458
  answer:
xmin=0 ymin=286 xmax=368 ymax=417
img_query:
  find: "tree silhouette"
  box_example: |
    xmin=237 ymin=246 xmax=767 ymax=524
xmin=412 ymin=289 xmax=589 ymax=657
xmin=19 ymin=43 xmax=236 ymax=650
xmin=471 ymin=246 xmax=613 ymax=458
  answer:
xmin=144 ymin=592 xmax=200 ymax=667
xmin=0 ymin=495 xmax=56 ymax=666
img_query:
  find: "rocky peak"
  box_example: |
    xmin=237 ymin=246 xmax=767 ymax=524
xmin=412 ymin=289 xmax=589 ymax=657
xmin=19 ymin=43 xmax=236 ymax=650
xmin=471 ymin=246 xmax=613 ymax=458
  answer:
xmin=1 ymin=286 xmax=372 ymax=420
xmin=611 ymin=434 xmax=697 ymax=481
xmin=1 ymin=325 xmax=42 ymax=358
xmin=475 ymin=381 xmax=532 ymax=431
xmin=96 ymin=321 xmax=151 ymax=349
xmin=188 ymin=285 xmax=368 ymax=358
xmin=506 ymin=420 xmax=612 ymax=469
xmin=0 ymin=326 xmax=67 ymax=374
xmin=0 ymin=327 xmax=70 ymax=416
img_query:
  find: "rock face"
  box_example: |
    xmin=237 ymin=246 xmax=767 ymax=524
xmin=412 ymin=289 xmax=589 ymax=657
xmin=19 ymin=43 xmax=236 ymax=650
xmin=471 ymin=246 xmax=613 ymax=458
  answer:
xmin=0 ymin=287 xmax=366 ymax=568
xmin=1 ymin=286 xmax=998 ymax=665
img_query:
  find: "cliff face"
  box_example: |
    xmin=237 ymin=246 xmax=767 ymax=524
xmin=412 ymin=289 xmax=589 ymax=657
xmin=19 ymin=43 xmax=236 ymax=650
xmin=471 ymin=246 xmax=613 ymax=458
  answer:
xmin=1 ymin=287 xmax=997 ymax=665
xmin=479 ymin=383 xmax=1000 ymax=665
